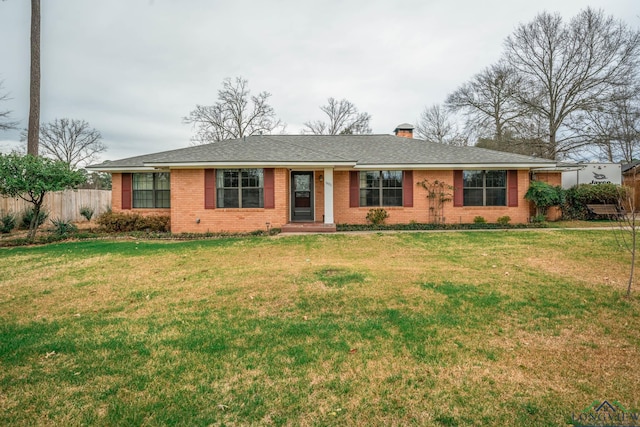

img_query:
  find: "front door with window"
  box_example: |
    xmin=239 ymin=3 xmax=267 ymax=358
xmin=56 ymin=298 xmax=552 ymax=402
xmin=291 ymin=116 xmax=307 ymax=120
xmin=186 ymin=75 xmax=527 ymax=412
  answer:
xmin=291 ymin=172 xmax=314 ymax=221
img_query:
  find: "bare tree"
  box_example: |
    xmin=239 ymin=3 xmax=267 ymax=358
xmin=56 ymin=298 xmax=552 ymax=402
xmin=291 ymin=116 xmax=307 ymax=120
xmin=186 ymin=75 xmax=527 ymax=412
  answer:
xmin=446 ymin=64 xmax=526 ymax=142
xmin=27 ymin=0 xmax=40 ymax=155
xmin=415 ymin=104 xmax=467 ymax=146
xmin=38 ymin=118 xmax=105 ymax=169
xmin=571 ymin=87 xmax=640 ymax=162
xmin=0 ymin=80 xmax=19 ymax=131
xmin=504 ymin=8 xmax=640 ymax=159
xmin=184 ymin=77 xmax=285 ymax=144
xmin=303 ymin=98 xmax=372 ymax=135
xmin=615 ymin=171 xmax=638 ymax=297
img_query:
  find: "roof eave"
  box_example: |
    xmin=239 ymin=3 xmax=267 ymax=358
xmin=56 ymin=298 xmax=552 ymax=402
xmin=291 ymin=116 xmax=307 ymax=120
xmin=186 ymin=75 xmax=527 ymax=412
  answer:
xmin=354 ymin=162 xmax=557 ymax=170
xmin=144 ymin=161 xmax=357 ymax=168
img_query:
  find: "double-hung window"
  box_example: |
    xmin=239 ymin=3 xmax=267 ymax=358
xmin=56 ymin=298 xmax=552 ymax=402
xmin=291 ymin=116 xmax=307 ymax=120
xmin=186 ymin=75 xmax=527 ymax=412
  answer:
xmin=359 ymin=171 xmax=403 ymax=207
xmin=216 ymin=169 xmax=264 ymax=208
xmin=132 ymin=173 xmax=170 ymax=208
xmin=463 ymin=170 xmax=506 ymax=206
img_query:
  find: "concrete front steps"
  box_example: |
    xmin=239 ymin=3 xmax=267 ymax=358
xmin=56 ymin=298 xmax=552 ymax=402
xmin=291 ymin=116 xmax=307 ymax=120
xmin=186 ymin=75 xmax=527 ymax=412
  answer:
xmin=280 ymin=222 xmax=337 ymax=233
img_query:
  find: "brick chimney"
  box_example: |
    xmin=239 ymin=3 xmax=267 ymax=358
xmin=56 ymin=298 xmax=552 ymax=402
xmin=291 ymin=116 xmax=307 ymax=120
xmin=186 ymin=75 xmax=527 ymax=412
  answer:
xmin=394 ymin=123 xmax=414 ymax=139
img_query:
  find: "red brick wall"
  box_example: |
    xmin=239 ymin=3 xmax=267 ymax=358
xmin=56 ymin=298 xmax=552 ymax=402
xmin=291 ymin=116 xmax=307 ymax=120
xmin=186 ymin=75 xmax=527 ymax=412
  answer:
xmin=333 ymin=170 xmax=533 ymax=225
xmin=110 ymin=173 xmax=170 ymax=217
xmin=170 ymin=168 xmax=289 ymax=233
xmin=111 ymin=169 xmax=536 ymax=232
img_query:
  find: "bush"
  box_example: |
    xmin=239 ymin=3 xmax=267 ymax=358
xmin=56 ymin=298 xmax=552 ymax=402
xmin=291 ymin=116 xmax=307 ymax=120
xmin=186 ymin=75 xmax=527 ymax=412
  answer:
xmin=79 ymin=206 xmax=95 ymax=221
xmin=0 ymin=212 xmax=17 ymax=234
xmin=96 ymin=211 xmax=171 ymax=233
xmin=50 ymin=218 xmax=78 ymax=236
xmin=531 ymin=214 xmax=547 ymax=223
xmin=525 ymin=181 xmax=564 ymax=215
xmin=473 ymin=216 xmax=486 ymax=224
xmin=366 ymin=208 xmax=389 ymax=226
xmin=496 ymin=215 xmax=511 ymax=226
xmin=20 ymin=207 xmax=49 ymax=229
xmin=562 ymin=183 xmax=624 ymax=220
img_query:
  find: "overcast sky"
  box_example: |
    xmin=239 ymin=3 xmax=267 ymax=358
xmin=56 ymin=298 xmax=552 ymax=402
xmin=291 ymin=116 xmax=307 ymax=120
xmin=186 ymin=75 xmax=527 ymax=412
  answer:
xmin=0 ymin=0 xmax=638 ymax=162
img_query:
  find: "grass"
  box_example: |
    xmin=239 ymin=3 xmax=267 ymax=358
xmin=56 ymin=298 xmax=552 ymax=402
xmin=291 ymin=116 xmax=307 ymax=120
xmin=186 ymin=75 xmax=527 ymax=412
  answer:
xmin=0 ymin=230 xmax=639 ymax=426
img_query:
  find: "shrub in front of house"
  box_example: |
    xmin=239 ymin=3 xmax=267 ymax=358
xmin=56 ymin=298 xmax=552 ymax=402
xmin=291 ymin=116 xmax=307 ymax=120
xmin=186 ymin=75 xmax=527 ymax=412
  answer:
xmin=96 ymin=211 xmax=171 ymax=233
xmin=473 ymin=216 xmax=486 ymax=224
xmin=496 ymin=216 xmax=511 ymax=226
xmin=366 ymin=208 xmax=389 ymax=226
xmin=562 ymin=183 xmax=625 ymax=220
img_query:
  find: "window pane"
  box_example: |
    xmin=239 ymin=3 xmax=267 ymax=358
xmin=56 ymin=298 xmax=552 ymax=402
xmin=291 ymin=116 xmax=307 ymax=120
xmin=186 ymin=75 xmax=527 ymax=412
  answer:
xmin=217 ymin=170 xmax=239 ymax=188
xmin=133 ymin=190 xmax=153 ymax=208
xmin=463 ymin=189 xmax=483 ymax=206
xmin=242 ymin=188 xmax=264 ymax=208
xmin=155 ymin=190 xmax=171 ymax=208
xmin=156 ymin=172 xmax=170 ymax=190
xmin=242 ymin=169 xmax=263 ymax=188
xmin=218 ymin=188 xmax=239 ymax=208
xmin=133 ymin=173 xmax=154 ymax=190
xmin=486 ymin=188 xmax=506 ymax=206
xmin=486 ymin=170 xmax=506 ymax=188
xmin=383 ymin=188 xmax=403 ymax=206
xmin=382 ymin=171 xmax=402 ymax=188
xmin=360 ymin=189 xmax=379 ymax=207
xmin=463 ymin=170 xmax=483 ymax=188
xmin=361 ymin=171 xmax=380 ymax=188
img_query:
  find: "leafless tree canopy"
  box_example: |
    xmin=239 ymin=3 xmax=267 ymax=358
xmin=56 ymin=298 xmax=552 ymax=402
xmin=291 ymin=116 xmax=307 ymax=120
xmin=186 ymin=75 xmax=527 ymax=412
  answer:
xmin=303 ymin=98 xmax=372 ymax=135
xmin=27 ymin=0 xmax=40 ymax=156
xmin=39 ymin=118 xmax=105 ymax=169
xmin=570 ymin=87 xmax=640 ymax=162
xmin=0 ymin=81 xmax=19 ymax=132
xmin=415 ymin=104 xmax=467 ymax=146
xmin=184 ymin=77 xmax=285 ymax=144
xmin=446 ymin=64 xmax=526 ymax=142
xmin=504 ymin=8 xmax=640 ymax=159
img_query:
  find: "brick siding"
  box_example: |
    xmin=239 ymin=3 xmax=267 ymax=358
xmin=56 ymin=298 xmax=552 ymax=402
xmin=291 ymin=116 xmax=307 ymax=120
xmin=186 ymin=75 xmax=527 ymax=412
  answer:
xmin=111 ymin=169 xmax=537 ymax=233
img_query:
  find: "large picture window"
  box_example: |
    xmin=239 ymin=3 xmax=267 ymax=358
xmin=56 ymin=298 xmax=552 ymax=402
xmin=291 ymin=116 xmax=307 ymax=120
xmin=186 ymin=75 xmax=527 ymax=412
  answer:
xmin=463 ymin=170 xmax=506 ymax=206
xmin=132 ymin=173 xmax=170 ymax=208
xmin=359 ymin=170 xmax=403 ymax=207
xmin=217 ymin=169 xmax=264 ymax=208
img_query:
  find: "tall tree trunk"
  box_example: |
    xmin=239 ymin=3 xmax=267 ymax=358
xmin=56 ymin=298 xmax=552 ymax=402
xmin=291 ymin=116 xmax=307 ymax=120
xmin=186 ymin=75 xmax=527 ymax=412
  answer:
xmin=27 ymin=0 xmax=40 ymax=156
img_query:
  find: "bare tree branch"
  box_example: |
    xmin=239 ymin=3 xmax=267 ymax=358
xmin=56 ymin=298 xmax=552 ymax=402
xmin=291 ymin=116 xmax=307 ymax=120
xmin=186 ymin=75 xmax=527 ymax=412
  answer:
xmin=303 ymin=98 xmax=372 ymax=135
xmin=415 ymin=104 xmax=467 ymax=146
xmin=0 ymin=80 xmax=19 ymax=131
xmin=38 ymin=118 xmax=106 ymax=169
xmin=183 ymin=77 xmax=285 ymax=144
xmin=504 ymin=8 xmax=640 ymax=159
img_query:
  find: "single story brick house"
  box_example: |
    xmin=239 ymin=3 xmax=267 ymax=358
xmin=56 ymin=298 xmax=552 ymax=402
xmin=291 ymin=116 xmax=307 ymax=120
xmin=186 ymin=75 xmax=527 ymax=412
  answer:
xmin=87 ymin=124 xmax=558 ymax=233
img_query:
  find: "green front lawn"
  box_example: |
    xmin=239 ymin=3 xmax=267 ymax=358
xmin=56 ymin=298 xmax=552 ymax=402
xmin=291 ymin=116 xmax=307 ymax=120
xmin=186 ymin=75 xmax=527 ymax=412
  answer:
xmin=1 ymin=231 xmax=638 ymax=426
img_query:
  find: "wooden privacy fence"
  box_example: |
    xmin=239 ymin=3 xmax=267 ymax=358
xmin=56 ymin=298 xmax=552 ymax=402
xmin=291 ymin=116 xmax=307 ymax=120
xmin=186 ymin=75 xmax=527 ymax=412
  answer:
xmin=0 ymin=189 xmax=112 ymax=222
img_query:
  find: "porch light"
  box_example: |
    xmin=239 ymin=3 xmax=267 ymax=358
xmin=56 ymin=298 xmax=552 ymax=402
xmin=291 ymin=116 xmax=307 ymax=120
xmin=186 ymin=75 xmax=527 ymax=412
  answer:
xmin=319 ymin=175 xmax=323 ymax=182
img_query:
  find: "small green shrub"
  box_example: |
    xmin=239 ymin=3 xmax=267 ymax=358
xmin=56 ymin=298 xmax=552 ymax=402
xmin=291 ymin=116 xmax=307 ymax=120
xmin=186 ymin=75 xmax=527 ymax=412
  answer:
xmin=0 ymin=212 xmax=17 ymax=234
xmin=79 ymin=206 xmax=95 ymax=221
xmin=525 ymin=181 xmax=565 ymax=216
xmin=531 ymin=214 xmax=547 ymax=223
xmin=50 ymin=218 xmax=78 ymax=236
xmin=366 ymin=208 xmax=389 ymax=226
xmin=473 ymin=216 xmax=486 ymax=224
xmin=20 ymin=207 xmax=49 ymax=229
xmin=96 ymin=211 xmax=170 ymax=233
xmin=496 ymin=215 xmax=511 ymax=226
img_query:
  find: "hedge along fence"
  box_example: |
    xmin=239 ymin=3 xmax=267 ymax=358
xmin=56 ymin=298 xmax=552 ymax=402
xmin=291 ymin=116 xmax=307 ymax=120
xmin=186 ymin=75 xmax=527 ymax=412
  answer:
xmin=0 ymin=189 xmax=111 ymax=223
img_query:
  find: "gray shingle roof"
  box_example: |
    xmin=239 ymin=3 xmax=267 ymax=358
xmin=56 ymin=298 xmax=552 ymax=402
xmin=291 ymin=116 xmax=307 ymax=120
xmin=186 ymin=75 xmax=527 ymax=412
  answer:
xmin=88 ymin=134 xmax=557 ymax=170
